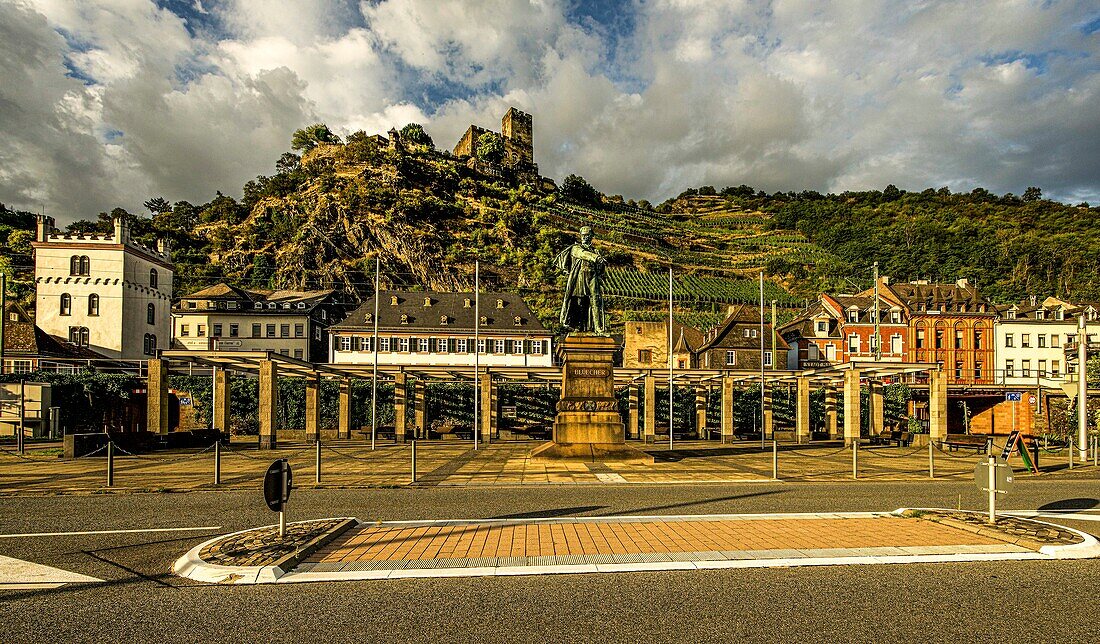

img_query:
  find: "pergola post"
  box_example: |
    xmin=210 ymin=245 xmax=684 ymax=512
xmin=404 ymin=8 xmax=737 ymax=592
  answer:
xmin=413 ymin=379 xmax=427 ymax=439
xmin=147 ymin=358 xmax=169 ymax=435
xmin=627 ymin=382 xmax=640 ymax=440
xmin=213 ymin=368 xmax=231 ymax=436
xmin=305 ymin=374 xmax=320 ymax=442
xmin=338 ymin=377 xmax=352 ymax=440
xmin=258 ymin=359 xmax=277 ymax=450
xmin=870 ymin=380 xmax=885 ymax=435
xmin=721 ymin=375 xmax=734 ymax=441
xmin=843 ymin=369 xmax=861 ymax=446
xmin=644 ymin=372 xmax=656 ymax=443
xmin=762 ymin=383 xmax=773 ymax=439
xmin=394 ymin=371 xmax=407 ymax=442
xmin=795 ymin=376 xmax=811 ymax=443
xmin=479 ymin=372 xmax=496 ymax=441
xmin=695 ymin=386 xmax=708 ymax=439
xmin=824 ymin=386 xmax=839 ymax=439
xmin=929 ymin=368 xmax=948 ymax=442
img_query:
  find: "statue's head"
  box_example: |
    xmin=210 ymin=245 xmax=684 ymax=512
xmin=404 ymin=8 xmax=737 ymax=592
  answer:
xmin=580 ymin=226 xmax=593 ymax=244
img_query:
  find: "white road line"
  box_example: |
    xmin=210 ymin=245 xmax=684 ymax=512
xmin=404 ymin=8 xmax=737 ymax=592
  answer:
xmin=0 ymin=555 xmax=102 ymax=588
xmin=0 ymin=526 xmax=222 ymax=539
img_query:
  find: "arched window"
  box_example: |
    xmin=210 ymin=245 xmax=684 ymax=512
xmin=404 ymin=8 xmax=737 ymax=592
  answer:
xmin=150 ymin=268 xmax=158 ymax=288
xmin=69 ymin=255 xmax=91 ymax=276
xmin=69 ymin=326 xmax=89 ymax=347
xmin=147 ymin=303 xmax=155 ymax=325
xmin=60 ymin=293 xmax=72 ymax=316
xmin=88 ymin=293 xmax=99 ymax=316
xmin=143 ymin=334 xmax=157 ymax=355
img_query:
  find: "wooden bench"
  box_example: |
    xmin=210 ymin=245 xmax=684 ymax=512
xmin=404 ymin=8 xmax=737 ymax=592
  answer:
xmin=943 ymin=434 xmax=990 ymax=453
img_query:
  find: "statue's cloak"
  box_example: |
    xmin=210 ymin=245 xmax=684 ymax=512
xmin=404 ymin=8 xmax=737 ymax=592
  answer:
xmin=556 ymin=243 xmax=608 ymax=333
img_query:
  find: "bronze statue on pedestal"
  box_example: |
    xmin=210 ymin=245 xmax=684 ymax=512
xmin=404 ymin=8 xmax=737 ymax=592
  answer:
xmin=555 ymin=226 xmax=608 ymax=335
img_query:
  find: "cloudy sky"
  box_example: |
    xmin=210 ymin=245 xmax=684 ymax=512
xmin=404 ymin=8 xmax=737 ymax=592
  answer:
xmin=2 ymin=0 xmax=1098 ymax=222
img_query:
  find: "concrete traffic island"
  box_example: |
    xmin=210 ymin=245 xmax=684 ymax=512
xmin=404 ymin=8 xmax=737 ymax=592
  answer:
xmin=531 ymin=336 xmax=653 ymax=463
xmin=173 ymin=510 xmax=1100 ymax=585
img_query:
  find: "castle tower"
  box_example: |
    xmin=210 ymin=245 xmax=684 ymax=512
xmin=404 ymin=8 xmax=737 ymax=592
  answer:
xmin=501 ymin=107 xmax=533 ymax=166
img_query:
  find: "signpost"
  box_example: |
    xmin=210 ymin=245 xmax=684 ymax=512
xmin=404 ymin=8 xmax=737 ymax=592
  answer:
xmin=263 ymin=459 xmax=293 ymax=538
xmin=975 ymin=456 xmax=1013 ymax=524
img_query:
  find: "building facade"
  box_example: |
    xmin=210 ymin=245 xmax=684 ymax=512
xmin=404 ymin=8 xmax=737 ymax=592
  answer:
xmin=172 ymin=283 xmax=343 ymax=362
xmin=995 ymin=297 xmax=1100 ymax=386
xmin=329 ymin=291 xmax=553 ymax=367
xmin=624 ymin=307 xmax=787 ymax=371
xmin=32 ymin=214 xmax=173 ymax=360
xmin=780 ymin=293 xmax=908 ymax=370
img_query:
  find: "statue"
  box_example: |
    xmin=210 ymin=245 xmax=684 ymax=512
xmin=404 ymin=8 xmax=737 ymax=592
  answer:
xmin=555 ymin=226 xmax=608 ymax=335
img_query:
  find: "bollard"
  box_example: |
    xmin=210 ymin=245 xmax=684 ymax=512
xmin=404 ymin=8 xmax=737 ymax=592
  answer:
xmin=106 ymin=441 xmax=114 ymax=488
xmin=1093 ymin=436 xmax=1098 ymax=468
xmin=214 ymin=441 xmax=221 ymax=485
xmin=772 ymin=440 xmax=778 ymax=480
xmin=1069 ymin=440 xmax=1073 ymax=470
xmin=928 ymin=440 xmax=935 ymax=479
xmin=852 ymin=440 xmax=858 ymax=480
xmin=411 ymin=440 xmax=418 ymax=484
xmin=315 ymin=439 xmax=322 ymax=484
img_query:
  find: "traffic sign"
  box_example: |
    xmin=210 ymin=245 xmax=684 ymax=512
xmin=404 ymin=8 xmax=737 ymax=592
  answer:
xmin=263 ymin=459 xmax=293 ymax=512
xmin=1005 ymin=392 xmax=1022 ymax=402
xmin=974 ymin=460 xmax=1014 ymax=494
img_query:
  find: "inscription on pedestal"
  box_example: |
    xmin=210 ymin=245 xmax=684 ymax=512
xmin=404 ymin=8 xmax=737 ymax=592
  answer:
xmin=557 ymin=399 xmax=618 ymax=412
xmin=567 ymin=367 xmax=610 ymax=378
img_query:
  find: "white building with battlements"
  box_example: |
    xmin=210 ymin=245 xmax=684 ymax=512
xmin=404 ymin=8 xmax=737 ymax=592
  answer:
xmin=32 ymin=214 xmax=174 ymax=360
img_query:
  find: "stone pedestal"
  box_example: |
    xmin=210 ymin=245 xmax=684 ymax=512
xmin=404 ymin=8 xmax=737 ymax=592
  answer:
xmin=531 ymin=336 xmax=653 ymax=463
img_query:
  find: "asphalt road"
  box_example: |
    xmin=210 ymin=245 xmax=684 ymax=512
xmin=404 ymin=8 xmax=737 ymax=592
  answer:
xmin=2 ymin=480 xmax=1099 ymax=643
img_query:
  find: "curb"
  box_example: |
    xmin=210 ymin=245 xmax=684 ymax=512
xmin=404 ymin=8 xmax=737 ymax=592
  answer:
xmin=173 ymin=517 xmax=359 ymax=584
xmin=893 ymin=508 xmax=1100 ymax=559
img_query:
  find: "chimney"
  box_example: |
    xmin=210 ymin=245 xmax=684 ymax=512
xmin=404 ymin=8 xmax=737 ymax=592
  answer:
xmin=880 ymin=276 xmax=890 ymax=286
xmin=157 ymin=237 xmax=172 ymax=257
xmin=1030 ymin=294 xmax=1037 ymax=307
xmin=956 ymin=278 xmax=969 ymax=288
xmin=113 ymin=214 xmax=129 ymax=243
xmin=36 ymin=214 xmax=55 ymax=242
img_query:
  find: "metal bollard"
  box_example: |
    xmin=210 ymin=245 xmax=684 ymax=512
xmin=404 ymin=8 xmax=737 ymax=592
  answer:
xmin=928 ymin=440 xmax=935 ymax=479
xmin=1093 ymin=436 xmax=1098 ymax=468
xmin=411 ymin=440 xmax=417 ymax=484
xmin=106 ymin=441 xmax=114 ymax=487
xmin=315 ymin=439 xmax=322 ymax=484
xmin=214 ymin=441 xmax=221 ymax=485
xmin=772 ymin=440 xmax=778 ymax=480
xmin=852 ymin=440 xmax=858 ymax=480
xmin=1069 ymin=440 xmax=1073 ymax=470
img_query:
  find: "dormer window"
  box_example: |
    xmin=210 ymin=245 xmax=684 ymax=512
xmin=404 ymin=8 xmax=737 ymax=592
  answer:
xmin=401 ymin=314 xmax=409 ymax=325
xmin=480 ymin=316 xmax=488 ymax=325
xmin=440 ymin=315 xmax=449 ymax=325
xmin=890 ymin=310 xmax=901 ymax=323
xmin=816 ymin=321 xmax=827 ymax=334
xmin=254 ymin=302 xmax=262 ymax=309
xmin=281 ymin=303 xmax=289 ymax=310
xmin=267 ymin=303 xmax=276 ymax=310
xmin=1035 ymin=310 xmax=1045 ymax=320
xmin=390 ymin=295 xmax=399 ymax=306
xmin=228 ymin=301 xmax=238 ymax=309
xmin=847 ymin=310 xmax=858 ymax=323
xmin=463 ymin=298 xmax=472 ymax=308
xmin=1006 ymin=310 xmax=1016 ymax=320
xmin=297 ymin=302 xmax=306 ymax=309
xmin=365 ymin=313 xmax=373 ymax=323
xmin=424 ymin=297 xmax=432 ymax=307
xmin=496 ymin=299 xmax=504 ymax=309
xmin=1056 ymin=309 xmax=1064 ymax=320
xmin=513 ymin=316 xmax=522 ymax=326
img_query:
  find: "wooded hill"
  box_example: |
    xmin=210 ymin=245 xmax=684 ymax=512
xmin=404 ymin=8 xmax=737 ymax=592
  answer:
xmin=3 ymin=125 xmax=1099 ymax=332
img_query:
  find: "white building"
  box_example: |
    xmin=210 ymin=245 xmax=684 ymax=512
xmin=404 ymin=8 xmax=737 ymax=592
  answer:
xmin=172 ymin=283 xmax=344 ymax=362
xmin=994 ymin=297 xmax=1100 ymax=387
xmin=330 ymin=291 xmax=553 ymax=367
xmin=32 ymin=214 xmax=174 ymax=360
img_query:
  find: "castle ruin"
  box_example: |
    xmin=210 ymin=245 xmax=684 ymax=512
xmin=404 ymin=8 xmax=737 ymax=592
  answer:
xmin=452 ymin=107 xmax=538 ymax=177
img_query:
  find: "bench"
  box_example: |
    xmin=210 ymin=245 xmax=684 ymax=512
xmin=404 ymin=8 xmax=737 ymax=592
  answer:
xmin=943 ymin=434 xmax=990 ymax=453
xmin=871 ymin=430 xmax=912 ymax=447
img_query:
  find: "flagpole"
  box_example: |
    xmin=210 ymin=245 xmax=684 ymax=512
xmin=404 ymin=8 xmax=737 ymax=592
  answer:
xmin=473 ymin=260 xmax=480 ymax=451
xmin=370 ymin=257 xmax=380 ymax=451
xmin=668 ymin=266 xmax=674 ymax=451
xmin=760 ymin=270 xmax=765 ymax=450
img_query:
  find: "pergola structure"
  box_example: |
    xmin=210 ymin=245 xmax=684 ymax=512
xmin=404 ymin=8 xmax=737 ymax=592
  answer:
xmin=150 ymin=351 xmax=949 ymax=449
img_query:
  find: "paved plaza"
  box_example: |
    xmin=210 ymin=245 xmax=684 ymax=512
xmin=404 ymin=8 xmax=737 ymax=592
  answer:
xmin=1 ymin=438 xmax=1094 ymax=494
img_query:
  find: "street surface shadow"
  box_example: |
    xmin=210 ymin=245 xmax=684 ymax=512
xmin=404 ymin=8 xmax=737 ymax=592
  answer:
xmin=1038 ymin=498 xmax=1098 ymax=511
xmin=611 ymin=490 xmax=782 ymax=516
xmin=489 ymin=506 xmax=607 ymax=519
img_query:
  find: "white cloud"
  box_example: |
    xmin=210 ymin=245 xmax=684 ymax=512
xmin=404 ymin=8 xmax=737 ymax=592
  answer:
xmin=2 ymin=0 xmax=1098 ymax=223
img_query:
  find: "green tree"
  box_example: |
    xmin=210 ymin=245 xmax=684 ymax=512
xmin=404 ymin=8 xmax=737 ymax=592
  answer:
xmin=143 ymin=197 xmax=171 ymax=215
xmin=1022 ymin=186 xmax=1043 ymax=202
xmin=291 ymin=123 xmax=342 ymax=152
xmin=559 ymin=174 xmax=601 ymax=206
xmin=475 ymin=131 xmax=504 ymax=164
xmin=400 ymin=123 xmax=434 ymax=149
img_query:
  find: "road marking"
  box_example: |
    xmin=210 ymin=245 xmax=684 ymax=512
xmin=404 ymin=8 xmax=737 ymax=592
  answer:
xmin=0 ymin=555 xmax=102 ymax=589
xmin=0 ymin=526 xmax=222 ymax=539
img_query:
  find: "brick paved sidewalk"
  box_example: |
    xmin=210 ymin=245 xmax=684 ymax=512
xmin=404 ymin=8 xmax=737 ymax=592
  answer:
xmin=297 ymin=513 xmax=1028 ymax=573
